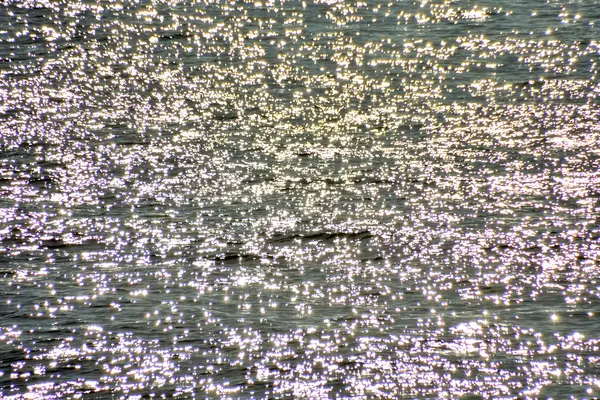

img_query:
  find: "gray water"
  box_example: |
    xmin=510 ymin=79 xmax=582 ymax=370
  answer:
xmin=1 ymin=0 xmax=600 ymax=398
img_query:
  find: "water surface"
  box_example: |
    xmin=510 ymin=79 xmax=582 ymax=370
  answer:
xmin=1 ymin=0 xmax=600 ymax=398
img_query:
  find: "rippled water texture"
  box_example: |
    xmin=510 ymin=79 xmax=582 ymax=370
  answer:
xmin=1 ymin=0 xmax=600 ymax=398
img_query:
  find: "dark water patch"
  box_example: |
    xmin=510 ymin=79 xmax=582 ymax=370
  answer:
xmin=270 ymin=230 xmax=373 ymax=244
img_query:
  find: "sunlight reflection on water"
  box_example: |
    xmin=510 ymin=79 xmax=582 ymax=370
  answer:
xmin=1 ymin=0 xmax=600 ymax=398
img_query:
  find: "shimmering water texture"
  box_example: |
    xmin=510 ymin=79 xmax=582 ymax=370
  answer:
xmin=1 ymin=0 xmax=600 ymax=398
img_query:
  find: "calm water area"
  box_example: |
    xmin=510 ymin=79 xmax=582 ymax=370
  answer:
xmin=1 ymin=0 xmax=600 ymax=398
